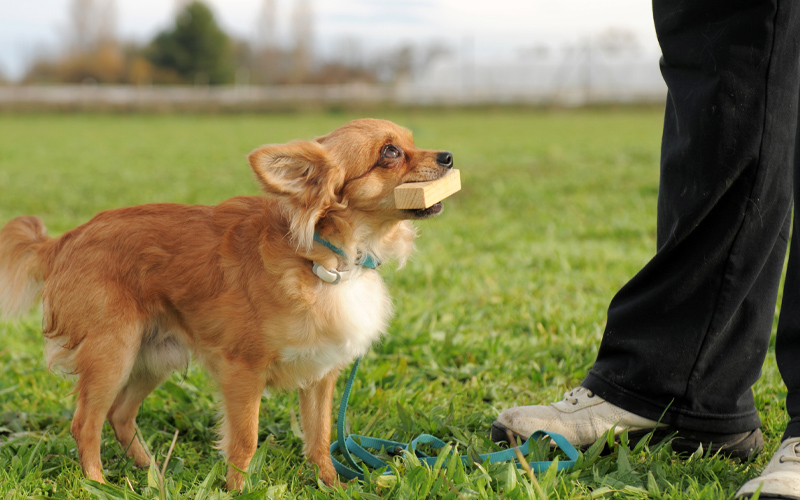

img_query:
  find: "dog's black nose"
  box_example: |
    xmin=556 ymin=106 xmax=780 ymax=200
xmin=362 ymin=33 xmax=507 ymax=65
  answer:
xmin=436 ymin=151 xmax=453 ymax=168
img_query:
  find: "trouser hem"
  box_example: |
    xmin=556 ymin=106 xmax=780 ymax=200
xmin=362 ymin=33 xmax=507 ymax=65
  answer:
xmin=583 ymin=371 xmax=762 ymax=435
xmin=782 ymin=420 xmax=800 ymax=441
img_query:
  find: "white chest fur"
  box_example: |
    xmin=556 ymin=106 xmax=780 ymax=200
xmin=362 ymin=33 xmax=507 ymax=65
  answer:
xmin=277 ymin=270 xmax=392 ymax=387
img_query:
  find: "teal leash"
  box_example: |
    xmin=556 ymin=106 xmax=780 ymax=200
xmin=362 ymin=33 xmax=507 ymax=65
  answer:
xmin=313 ymin=233 xmax=379 ymax=269
xmin=329 ymin=357 xmax=580 ymax=481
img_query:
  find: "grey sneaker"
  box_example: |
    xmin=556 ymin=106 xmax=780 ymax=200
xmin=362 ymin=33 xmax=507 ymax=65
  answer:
xmin=492 ymin=386 xmax=763 ymax=461
xmin=736 ymin=437 xmax=800 ymax=499
xmin=492 ymin=386 xmax=665 ymax=447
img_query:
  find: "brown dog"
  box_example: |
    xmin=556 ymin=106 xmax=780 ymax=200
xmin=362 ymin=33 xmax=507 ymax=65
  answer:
xmin=0 ymin=119 xmax=453 ymax=489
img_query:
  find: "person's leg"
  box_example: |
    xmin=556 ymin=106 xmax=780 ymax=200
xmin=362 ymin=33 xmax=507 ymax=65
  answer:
xmin=735 ymin=31 xmax=800 ymax=499
xmin=779 ymin=148 xmax=800 ymax=441
xmin=495 ymin=0 xmax=800 ymax=455
xmin=736 ymin=223 xmax=800 ymax=497
xmin=582 ymin=0 xmax=798 ymax=432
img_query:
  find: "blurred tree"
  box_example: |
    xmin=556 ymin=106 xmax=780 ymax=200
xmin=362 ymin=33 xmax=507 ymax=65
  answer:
xmin=518 ymin=44 xmax=551 ymax=61
xmin=289 ymin=0 xmax=314 ymax=83
xmin=372 ymin=42 xmax=452 ymax=83
xmin=95 ymin=0 xmax=117 ymax=47
xmin=67 ymin=0 xmax=97 ymax=54
xmin=594 ymin=28 xmax=641 ymax=56
xmin=255 ymin=0 xmax=278 ymax=50
xmin=249 ymin=0 xmax=284 ymax=84
xmin=308 ymin=35 xmax=375 ymax=85
xmin=24 ymin=0 xmax=129 ymax=84
xmin=20 ymin=0 xmax=448 ymax=87
xmin=65 ymin=0 xmax=117 ymax=53
xmin=148 ymin=1 xmax=234 ymax=85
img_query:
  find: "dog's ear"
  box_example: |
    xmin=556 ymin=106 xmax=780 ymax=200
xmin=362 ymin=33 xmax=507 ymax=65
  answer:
xmin=248 ymin=140 xmax=345 ymax=250
xmin=249 ymin=140 xmax=327 ymax=198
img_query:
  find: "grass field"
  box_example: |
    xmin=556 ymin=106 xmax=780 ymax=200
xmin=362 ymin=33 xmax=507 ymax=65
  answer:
xmin=0 ymin=109 xmax=786 ymax=499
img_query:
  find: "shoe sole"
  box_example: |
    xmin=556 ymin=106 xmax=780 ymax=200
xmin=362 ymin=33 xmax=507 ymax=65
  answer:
xmin=738 ymin=496 xmax=800 ymax=500
xmin=490 ymin=421 xmax=763 ymax=461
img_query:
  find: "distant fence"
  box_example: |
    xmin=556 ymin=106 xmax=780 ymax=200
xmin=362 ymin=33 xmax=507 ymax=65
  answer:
xmin=0 ymin=82 xmax=667 ymax=112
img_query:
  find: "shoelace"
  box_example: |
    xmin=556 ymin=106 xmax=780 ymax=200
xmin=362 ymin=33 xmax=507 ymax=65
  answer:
xmin=564 ymin=387 xmax=595 ymax=405
xmin=779 ymin=440 xmax=800 ymax=464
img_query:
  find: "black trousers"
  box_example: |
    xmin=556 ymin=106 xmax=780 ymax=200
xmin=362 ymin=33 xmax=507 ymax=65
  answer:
xmin=582 ymin=0 xmax=800 ymax=438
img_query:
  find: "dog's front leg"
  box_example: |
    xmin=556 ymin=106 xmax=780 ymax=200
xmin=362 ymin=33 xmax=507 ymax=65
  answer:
xmin=298 ymin=369 xmax=339 ymax=485
xmin=218 ymin=361 xmax=267 ymax=490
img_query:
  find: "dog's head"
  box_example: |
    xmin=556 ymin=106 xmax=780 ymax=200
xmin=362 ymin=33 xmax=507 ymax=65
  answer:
xmin=248 ymin=118 xmax=453 ymax=250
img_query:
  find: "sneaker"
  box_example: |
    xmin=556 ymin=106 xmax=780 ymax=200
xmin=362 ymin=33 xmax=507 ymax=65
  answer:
xmin=492 ymin=386 xmax=763 ymax=461
xmin=736 ymin=437 xmax=800 ymax=499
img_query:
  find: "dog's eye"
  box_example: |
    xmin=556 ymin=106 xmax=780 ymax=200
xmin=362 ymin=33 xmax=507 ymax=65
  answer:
xmin=381 ymin=144 xmax=401 ymax=159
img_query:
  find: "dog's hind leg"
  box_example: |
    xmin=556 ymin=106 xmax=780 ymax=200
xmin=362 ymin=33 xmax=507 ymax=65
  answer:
xmin=298 ymin=370 xmax=339 ymax=485
xmin=216 ymin=360 xmax=267 ymax=490
xmin=106 ymin=373 xmax=164 ymax=468
xmin=70 ymin=324 xmax=141 ymax=483
xmin=107 ymin=332 xmax=189 ymax=468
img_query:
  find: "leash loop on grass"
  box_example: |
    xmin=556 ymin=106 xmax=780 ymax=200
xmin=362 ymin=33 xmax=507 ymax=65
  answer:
xmin=329 ymin=357 xmax=580 ymax=481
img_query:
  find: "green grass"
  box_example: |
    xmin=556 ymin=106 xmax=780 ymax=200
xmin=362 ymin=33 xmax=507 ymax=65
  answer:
xmin=0 ymin=109 xmax=786 ymax=499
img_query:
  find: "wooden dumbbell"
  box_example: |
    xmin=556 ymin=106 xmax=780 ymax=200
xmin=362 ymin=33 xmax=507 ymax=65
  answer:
xmin=394 ymin=169 xmax=461 ymax=209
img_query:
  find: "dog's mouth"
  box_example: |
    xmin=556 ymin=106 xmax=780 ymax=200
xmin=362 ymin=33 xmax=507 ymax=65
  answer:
xmin=403 ymin=202 xmax=444 ymax=219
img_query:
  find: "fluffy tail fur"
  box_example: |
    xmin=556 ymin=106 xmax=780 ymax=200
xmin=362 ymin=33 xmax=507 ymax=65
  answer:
xmin=0 ymin=216 xmax=52 ymax=318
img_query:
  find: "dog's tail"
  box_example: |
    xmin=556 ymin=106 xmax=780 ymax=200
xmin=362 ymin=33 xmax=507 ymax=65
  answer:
xmin=0 ymin=216 xmax=54 ymax=319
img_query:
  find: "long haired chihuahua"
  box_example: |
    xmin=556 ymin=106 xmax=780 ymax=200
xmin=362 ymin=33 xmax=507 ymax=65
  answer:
xmin=0 ymin=119 xmax=453 ymax=488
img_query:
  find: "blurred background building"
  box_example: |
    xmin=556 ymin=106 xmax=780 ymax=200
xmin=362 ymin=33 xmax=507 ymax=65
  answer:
xmin=0 ymin=0 xmax=666 ymax=109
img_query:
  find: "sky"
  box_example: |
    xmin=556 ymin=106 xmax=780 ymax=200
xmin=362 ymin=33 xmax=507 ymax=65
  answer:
xmin=0 ymin=0 xmax=660 ymax=81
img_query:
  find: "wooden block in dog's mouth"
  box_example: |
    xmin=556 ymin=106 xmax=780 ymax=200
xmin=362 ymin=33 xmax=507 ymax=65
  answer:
xmin=394 ymin=169 xmax=461 ymax=209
